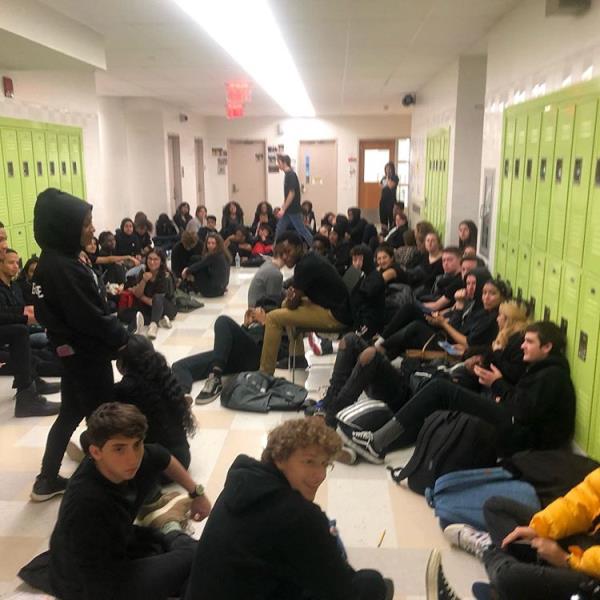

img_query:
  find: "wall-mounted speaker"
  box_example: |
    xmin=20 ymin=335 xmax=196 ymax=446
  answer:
xmin=402 ymin=93 xmax=416 ymax=107
xmin=546 ymin=0 xmax=591 ymax=15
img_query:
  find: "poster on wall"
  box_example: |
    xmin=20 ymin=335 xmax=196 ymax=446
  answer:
xmin=217 ymin=157 xmax=227 ymax=175
xmin=267 ymin=145 xmax=281 ymax=173
xmin=479 ymin=168 xmax=495 ymax=259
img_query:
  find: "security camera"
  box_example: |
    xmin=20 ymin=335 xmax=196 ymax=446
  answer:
xmin=402 ymin=93 xmax=416 ymax=107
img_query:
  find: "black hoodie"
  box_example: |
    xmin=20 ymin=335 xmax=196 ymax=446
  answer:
xmin=186 ymin=454 xmax=367 ymax=600
xmin=32 ymin=189 xmax=128 ymax=358
xmin=349 ymin=245 xmax=385 ymax=337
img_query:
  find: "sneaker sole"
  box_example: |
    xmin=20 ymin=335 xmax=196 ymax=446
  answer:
xmin=30 ymin=487 xmax=66 ymax=502
xmin=136 ymin=491 xmax=180 ymax=523
xmin=335 ymin=446 xmax=358 ymax=465
xmin=138 ymin=493 xmax=190 ymax=528
xmin=337 ymin=428 xmax=384 ymax=465
xmin=425 ymin=548 xmax=442 ymax=600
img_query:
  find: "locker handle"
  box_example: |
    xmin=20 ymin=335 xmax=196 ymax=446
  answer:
xmin=555 ymin=158 xmax=563 ymax=183
xmin=570 ymin=277 xmax=575 ymax=284
xmin=36 ymin=161 xmax=43 ymax=177
xmin=560 ymin=318 xmax=568 ymax=335
xmin=552 ymin=268 xmax=556 ymax=274
xmin=592 ymin=288 xmax=596 ymax=295
xmin=595 ymin=158 xmax=600 ymax=187
xmin=573 ymin=158 xmax=582 ymax=185
xmin=7 ymin=161 xmax=14 ymax=177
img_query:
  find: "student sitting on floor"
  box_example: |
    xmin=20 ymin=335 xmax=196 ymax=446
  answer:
xmin=170 ymin=230 xmax=203 ymax=280
xmin=96 ymin=231 xmax=139 ymax=285
xmin=224 ymin=225 xmax=253 ymax=264
xmin=184 ymin=417 xmax=394 ymax=600
xmin=114 ymin=335 xmax=195 ymax=472
xmin=119 ymin=248 xmax=177 ymax=340
xmin=16 ymin=255 xmax=38 ymax=305
xmin=247 ymin=244 xmax=285 ymax=308
xmin=19 ymin=402 xmax=211 ymax=600
xmin=250 ymin=223 xmax=274 ymax=257
xmin=133 ymin=211 xmax=154 ymax=256
xmin=115 ymin=217 xmax=142 ymax=257
xmin=181 ymin=232 xmax=231 ymax=298
xmin=328 ymin=224 xmax=351 ymax=275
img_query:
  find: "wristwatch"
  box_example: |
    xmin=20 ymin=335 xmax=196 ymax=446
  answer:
xmin=188 ymin=484 xmax=205 ymax=499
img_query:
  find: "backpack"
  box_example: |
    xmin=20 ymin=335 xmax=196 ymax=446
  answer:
xmin=220 ymin=371 xmax=308 ymax=413
xmin=174 ymin=288 xmax=204 ymax=312
xmin=388 ymin=410 xmax=498 ymax=495
xmin=336 ymin=399 xmax=394 ymax=440
xmin=425 ymin=467 xmax=540 ymax=530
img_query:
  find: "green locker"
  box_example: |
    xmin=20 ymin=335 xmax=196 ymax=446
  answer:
xmin=508 ymin=114 xmax=528 ymax=237
xmin=515 ymin=244 xmax=532 ymax=301
xmin=528 ymin=250 xmax=546 ymax=320
xmin=439 ymin=132 xmax=449 ymax=241
xmin=32 ymin=130 xmax=49 ymax=197
xmin=26 ymin=228 xmax=40 ymax=259
xmin=17 ymin=130 xmax=36 ymax=223
xmin=0 ymin=142 xmax=10 ymax=227
xmin=69 ymin=135 xmax=84 ymax=198
xmin=505 ymin=239 xmax=518 ymax=289
xmin=558 ymin=263 xmax=582 ymax=363
xmin=499 ymin=117 xmax=516 ymax=239
xmin=583 ymin=106 xmax=600 ymax=276
xmin=9 ymin=225 xmax=29 ymax=260
xmin=424 ymin=138 xmax=432 ymax=220
xmin=45 ymin=131 xmax=60 ymax=189
xmin=547 ymin=104 xmax=575 ymax=258
xmin=533 ymin=107 xmax=558 ymax=251
xmin=57 ymin=134 xmax=72 ymax=193
xmin=495 ymin=236 xmax=508 ymax=279
xmin=573 ymin=273 xmax=600 ymax=454
xmin=1 ymin=128 xmax=25 ymax=225
xmin=564 ymin=99 xmax=597 ymax=266
xmin=541 ymin=257 xmax=562 ymax=322
xmin=519 ymin=111 xmax=541 ymax=242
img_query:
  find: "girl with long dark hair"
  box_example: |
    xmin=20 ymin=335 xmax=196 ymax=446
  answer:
xmin=181 ymin=232 xmax=231 ymax=297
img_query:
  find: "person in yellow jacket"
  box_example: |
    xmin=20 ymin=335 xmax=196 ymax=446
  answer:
xmin=441 ymin=468 xmax=600 ymax=599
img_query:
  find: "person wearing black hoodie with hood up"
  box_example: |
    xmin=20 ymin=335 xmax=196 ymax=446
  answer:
xmin=185 ymin=417 xmax=393 ymax=600
xmin=346 ymin=207 xmax=367 ymax=248
xmin=31 ymin=188 xmax=130 ymax=502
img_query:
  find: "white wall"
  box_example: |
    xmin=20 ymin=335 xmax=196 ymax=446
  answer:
xmin=202 ymin=115 xmax=411 ymax=219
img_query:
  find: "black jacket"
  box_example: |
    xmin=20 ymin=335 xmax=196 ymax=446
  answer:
xmin=349 ymin=247 xmax=385 ymax=337
xmin=171 ymin=241 xmax=203 ymax=278
xmin=0 ymin=279 xmax=27 ymax=325
xmin=114 ymin=230 xmax=141 ymax=257
xmin=187 ymin=252 xmax=230 ymax=297
xmin=491 ymin=353 xmax=576 ymax=454
xmin=32 ymin=189 xmax=128 ymax=358
xmin=186 ymin=455 xmax=363 ymax=600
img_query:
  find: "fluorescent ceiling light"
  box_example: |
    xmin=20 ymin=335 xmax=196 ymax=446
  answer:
xmin=171 ymin=0 xmax=315 ymax=117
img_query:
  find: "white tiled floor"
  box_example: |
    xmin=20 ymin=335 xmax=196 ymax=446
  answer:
xmin=0 ymin=267 xmax=487 ymax=599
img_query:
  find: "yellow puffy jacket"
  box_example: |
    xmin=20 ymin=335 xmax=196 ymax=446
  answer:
xmin=530 ymin=467 xmax=600 ymax=577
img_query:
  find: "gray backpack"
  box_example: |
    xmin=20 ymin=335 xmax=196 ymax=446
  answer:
xmin=220 ymin=371 xmax=308 ymax=413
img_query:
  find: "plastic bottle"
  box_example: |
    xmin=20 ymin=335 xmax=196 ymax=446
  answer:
xmin=235 ymin=252 xmax=241 ymax=268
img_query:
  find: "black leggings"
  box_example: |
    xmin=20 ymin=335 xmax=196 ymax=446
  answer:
xmin=40 ymin=354 xmax=114 ymax=479
xmin=120 ymin=294 xmax=177 ymax=329
xmin=482 ymin=496 xmax=594 ymax=600
xmin=172 ymin=316 xmax=261 ymax=392
xmin=382 ymin=320 xmax=437 ymax=359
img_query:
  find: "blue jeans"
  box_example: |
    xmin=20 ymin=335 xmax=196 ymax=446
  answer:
xmin=275 ymin=211 xmax=313 ymax=245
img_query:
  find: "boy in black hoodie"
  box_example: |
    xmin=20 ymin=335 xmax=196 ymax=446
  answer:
xmin=31 ymin=188 xmax=130 ymax=501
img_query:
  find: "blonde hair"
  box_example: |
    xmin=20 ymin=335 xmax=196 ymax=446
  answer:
xmin=492 ymin=301 xmax=529 ymax=350
xmin=261 ymin=417 xmax=342 ymax=464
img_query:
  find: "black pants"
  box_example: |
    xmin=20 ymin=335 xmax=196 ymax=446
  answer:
xmin=381 ymin=302 xmax=424 ymax=339
xmin=172 ymin=316 xmax=260 ymax=392
xmin=40 ymin=354 xmax=114 ymax=479
xmin=0 ymin=323 xmax=33 ymax=391
xmin=482 ymin=496 xmax=593 ymax=600
xmin=120 ymin=294 xmax=177 ymax=329
xmin=382 ymin=319 xmax=437 ymax=359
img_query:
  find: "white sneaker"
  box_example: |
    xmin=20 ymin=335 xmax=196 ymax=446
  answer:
xmin=159 ymin=316 xmax=172 ymax=329
xmin=147 ymin=322 xmax=158 ymax=339
xmin=443 ymin=523 xmax=491 ymax=560
xmin=134 ymin=311 xmax=144 ymax=335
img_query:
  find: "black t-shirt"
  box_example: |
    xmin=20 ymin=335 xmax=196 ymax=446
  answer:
xmin=293 ymin=253 xmax=352 ymax=324
xmin=425 ymin=272 xmax=464 ymax=301
xmin=284 ymin=169 xmax=302 ymax=214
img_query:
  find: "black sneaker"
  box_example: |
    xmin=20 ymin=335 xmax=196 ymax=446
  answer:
xmin=35 ymin=377 xmax=61 ymax=395
xmin=30 ymin=474 xmax=69 ymax=502
xmin=276 ymin=356 xmax=308 ymax=370
xmin=15 ymin=388 xmax=60 ymax=418
xmin=426 ymin=549 xmax=461 ymax=600
xmin=195 ymin=374 xmax=222 ymax=405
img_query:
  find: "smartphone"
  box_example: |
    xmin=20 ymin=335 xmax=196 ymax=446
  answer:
xmin=438 ymin=340 xmax=462 ymax=356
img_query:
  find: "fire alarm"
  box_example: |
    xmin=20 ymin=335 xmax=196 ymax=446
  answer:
xmin=3 ymin=77 xmax=14 ymax=99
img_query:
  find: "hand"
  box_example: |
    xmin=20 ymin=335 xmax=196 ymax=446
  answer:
xmin=474 ymin=364 xmax=503 ymax=387
xmin=190 ymin=494 xmax=212 ymax=522
xmin=129 ymin=256 xmax=140 ymax=266
xmin=463 ymin=355 xmax=483 ymax=373
xmin=502 ymin=526 xmax=537 ymax=548
xmin=454 ymin=288 xmax=466 ymax=301
xmin=181 ymin=268 xmax=189 ymax=280
xmin=531 ymin=538 xmax=569 ymax=568
xmin=24 ymin=305 xmax=36 ymax=325
xmin=253 ymin=307 xmax=266 ymax=325
xmin=142 ymin=271 xmax=153 ymax=282
xmin=425 ymin=313 xmax=446 ymax=328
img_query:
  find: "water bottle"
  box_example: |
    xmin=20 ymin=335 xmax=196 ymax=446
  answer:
xmin=235 ymin=252 xmax=240 ymax=268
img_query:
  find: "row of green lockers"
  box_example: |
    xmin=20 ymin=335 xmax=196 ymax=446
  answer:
xmin=0 ymin=117 xmax=85 ymax=261
xmin=494 ymin=78 xmax=600 ymax=458
xmin=423 ymin=128 xmax=450 ymax=242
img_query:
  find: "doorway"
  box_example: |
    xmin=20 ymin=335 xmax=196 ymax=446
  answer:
xmin=358 ymin=139 xmax=396 ymax=225
xmin=194 ymin=138 xmax=205 ymax=208
xmin=167 ymin=134 xmax=183 ymax=211
xmin=297 ymin=140 xmax=337 ymax=218
xmin=227 ymin=140 xmax=267 ymax=221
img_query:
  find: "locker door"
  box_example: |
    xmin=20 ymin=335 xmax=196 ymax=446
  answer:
xmin=69 ymin=135 xmax=84 ymax=198
xmin=515 ymin=244 xmax=532 ymax=302
xmin=583 ymin=107 xmax=600 ymax=276
xmin=520 ymin=111 xmax=541 ymax=242
xmin=541 ymin=257 xmax=562 ymax=322
xmin=548 ymin=104 xmax=575 ymax=258
xmin=45 ymin=132 xmax=60 ymax=189
xmin=32 ymin=130 xmax=49 ymax=197
xmin=558 ymin=263 xmax=582 ymax=363
xmin=573 ymin=273 xmax=600 ymax=454
xmin=1 ymin=128 xmax=25 ymax=225
xmin=564 ymin=99 xmax=597 ymax=266
xmin=439 ymin=132 xmax=449 ymax=241
xmin=0 ymin=143 xmax=10 ymax=227
xmin=10 ymin=225 xmax=29 ymax=259
xmin=528 ymin=250 xmax=546 ymax=321
xmin=432 ymin=137 xmax=440 ymax=228
xmin=57 ymin=133 xmax=72 ymax=193
xmin=533 ymin=107 xmax=558 ymax=251
xmin=26 ymin=227 xmax=40 ymax=258
xmin=17 ymin=130 xmax=36 ymax=223
xmin=508 ymin=114 xmax=528 ymax=238
xmin=499 ymin=117 xmax=516 ymax=239
xmin=505 ymin=239 xmax=518 ymax=289
xmin=424 ymin=138 xmax=432 ymax=220
xmin=495 ymin=236 xmax=508 ymax=279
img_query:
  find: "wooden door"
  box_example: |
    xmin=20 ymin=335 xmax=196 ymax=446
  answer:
xmin=227 ymin=140 xmax=266 ymax=221
xmin=298 ymin=140 xmax=337 ymax=218
xmin=358 ymin=139 xmax=396 ymax=225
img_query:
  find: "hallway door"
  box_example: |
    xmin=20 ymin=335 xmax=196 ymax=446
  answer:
xmin=194 ymin=138 xmax=205 ymax=208
xmin=167 ymin=134 xmax=182 ymax=211
xmin=227 ymin=140 xmax=266 ymax=221
xmin=358 ymin=139 xmax=396 ymax=225
xmin=298 ymin=140 xmax=337 ymax=218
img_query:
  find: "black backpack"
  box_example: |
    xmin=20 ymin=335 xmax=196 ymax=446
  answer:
xmin=389 ymin=410 xmax=497 ymax=495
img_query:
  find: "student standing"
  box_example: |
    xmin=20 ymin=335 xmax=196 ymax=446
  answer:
xmin=31 ymin=188 xmax=130 ymax=501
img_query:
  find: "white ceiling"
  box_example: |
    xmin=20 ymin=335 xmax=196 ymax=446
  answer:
xmin=31 ymin=0 xmax=521 ymax=116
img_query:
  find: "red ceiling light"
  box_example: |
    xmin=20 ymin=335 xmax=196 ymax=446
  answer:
xmin=226 ymin=103 xmax=244 ymax=119
xmin=225 ymin=81 xmax=251 ymax=118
